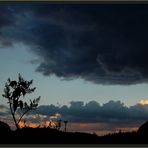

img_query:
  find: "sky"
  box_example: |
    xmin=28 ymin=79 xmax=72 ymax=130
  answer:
xmin=0 ymin=3 xmax=148 ymax=135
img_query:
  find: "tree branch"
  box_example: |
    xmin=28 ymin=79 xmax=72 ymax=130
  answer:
xmin=17 ymin=109 xmax=30 ymax=125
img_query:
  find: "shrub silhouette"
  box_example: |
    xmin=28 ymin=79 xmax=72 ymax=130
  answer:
xmin=2 ymin=74 xmax=40 ymax=129
xmin=137 ymin=120 xmax=148 ymax=136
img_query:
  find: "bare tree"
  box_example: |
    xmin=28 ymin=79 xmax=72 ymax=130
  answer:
xmin=2 ymin=74 xmax=40 ymax=129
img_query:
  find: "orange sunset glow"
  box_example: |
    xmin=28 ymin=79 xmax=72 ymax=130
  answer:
xmin=18 ymin=121 xmax=58 ymax=128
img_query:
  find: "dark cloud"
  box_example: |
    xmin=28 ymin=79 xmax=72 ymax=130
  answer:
xmin=0 ymin=5 xmax=14 ymax=28
xmin=30 ymin=100 xmax=148 ymax=125
xmin=1 ymin=4 xmax=148 ymax=84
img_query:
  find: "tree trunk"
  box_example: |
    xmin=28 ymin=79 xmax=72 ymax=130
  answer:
xmin=10 ymin=103 xmax=19 ymax=129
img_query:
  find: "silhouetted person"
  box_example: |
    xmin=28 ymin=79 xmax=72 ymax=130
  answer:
xmin=119 ymin=129 xmax=122 ymax=133
xmin=64 ymin=121 xmax=68 ymax=132
xmin=23 ymin=120 xmax=26 ymax=127
xmin=48 ymin=121 xmax=52 ymax=128
xmin=57 ymin=119 xmax=62 ymax=130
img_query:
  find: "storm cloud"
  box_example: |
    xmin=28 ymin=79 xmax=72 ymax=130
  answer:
xmin=1 ymin=4 xmax=148 ymax=84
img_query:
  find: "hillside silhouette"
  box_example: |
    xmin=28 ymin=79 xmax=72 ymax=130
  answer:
xmin=0 ymin=120 xmax=148 ymax=144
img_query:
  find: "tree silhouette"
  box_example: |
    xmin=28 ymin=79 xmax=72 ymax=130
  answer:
xmin=2 ymin=74 xmax=40 ymax=129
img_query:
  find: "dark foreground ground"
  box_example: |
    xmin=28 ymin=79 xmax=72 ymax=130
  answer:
xmin=0 ymin=121 xmax=148 ymax=144
xmin=0 ymin=128 xmax=147 ymax=144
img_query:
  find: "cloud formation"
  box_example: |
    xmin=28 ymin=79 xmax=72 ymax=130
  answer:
xmin=1 ymin=4 xmax=148 ymax=84
xmin=1 ymin=98 xmax=148 ymax=126
xmin=30 ymin=100 xmax=148 ymax=125
xmin=0 ymin=105 xmax=10 ymax=116
xmin=1 ymin=100 xmax=147 ymax=133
